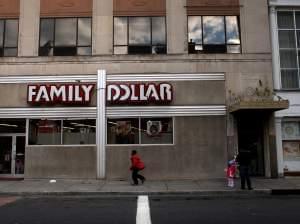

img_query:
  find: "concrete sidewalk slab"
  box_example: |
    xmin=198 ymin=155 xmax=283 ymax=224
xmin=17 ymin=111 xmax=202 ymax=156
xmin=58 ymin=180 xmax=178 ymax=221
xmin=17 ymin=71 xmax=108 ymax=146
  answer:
xmin=0 ymin=177 xmax=299 ymax=196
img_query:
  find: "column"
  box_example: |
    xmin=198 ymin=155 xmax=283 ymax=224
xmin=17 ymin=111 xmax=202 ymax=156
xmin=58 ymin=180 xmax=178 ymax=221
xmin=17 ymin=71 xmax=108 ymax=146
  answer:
xmin=97 ymin=69 xmax=107 ymax=179
xmin=269 ymin=6 xmax=281 ymax=90
xmin=275 ymin=117 xmax=284 ymax=177
xmin=166 ymin=0 xmax=187 ymax=54
xmin=18 ymin=0 xmax=40 ymax=56
xmin=92 ymin=0 xmax=113 ymax=55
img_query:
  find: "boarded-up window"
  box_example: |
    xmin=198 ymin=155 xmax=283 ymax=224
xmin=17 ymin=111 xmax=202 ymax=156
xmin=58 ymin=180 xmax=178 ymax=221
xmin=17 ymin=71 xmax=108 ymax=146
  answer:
xmin=114 ymin=0 xmax=166 ymax=16
xmin=40 ymin=0 xmax=92 ymax=17
xmin=0 ymin=0 xmax=20 ymax=18
xmin=187 ymin=0 xmax=240 ymax=16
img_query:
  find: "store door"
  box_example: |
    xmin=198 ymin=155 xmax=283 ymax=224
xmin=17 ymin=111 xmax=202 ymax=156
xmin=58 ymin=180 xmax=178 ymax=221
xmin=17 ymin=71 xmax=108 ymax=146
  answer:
xmin=0 ymin=135 xmax=25 ymax=176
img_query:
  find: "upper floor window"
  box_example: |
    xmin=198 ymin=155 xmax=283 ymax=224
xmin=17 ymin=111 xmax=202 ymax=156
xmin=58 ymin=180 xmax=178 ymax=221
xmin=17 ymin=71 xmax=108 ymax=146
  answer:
xmin=0 ymin=19 xmax=18 ymax=57
xmin=114 ymin=16 xmax=166 ymax=55
xmin=277 ymin=11 xmax=300 ymax=89
xmin=188 ymin=16 xmax=241 ymax=54
xmin=39 ymin=17 xmax=92 ymax=56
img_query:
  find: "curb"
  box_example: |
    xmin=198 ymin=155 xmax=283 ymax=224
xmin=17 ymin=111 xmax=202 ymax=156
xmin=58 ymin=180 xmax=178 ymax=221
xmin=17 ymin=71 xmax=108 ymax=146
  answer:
xmin=0 ymin=189 xmax=272 ymax=197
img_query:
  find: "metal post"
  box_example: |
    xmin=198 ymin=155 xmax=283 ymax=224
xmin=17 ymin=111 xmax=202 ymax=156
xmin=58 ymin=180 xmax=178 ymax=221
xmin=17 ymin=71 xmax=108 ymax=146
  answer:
xmin=97 ymin=69 xmax=106 ymax=179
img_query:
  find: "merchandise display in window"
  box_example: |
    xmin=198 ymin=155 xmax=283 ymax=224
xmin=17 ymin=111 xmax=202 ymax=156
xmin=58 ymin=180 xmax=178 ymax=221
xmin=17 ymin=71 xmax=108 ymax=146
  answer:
xmin=141 ymin=118 xmax=173 ymax=144
xmin=107 ymin=118 xmax=139 ymax=144
xmin=107 ymin=117 xmax=173 ymax=145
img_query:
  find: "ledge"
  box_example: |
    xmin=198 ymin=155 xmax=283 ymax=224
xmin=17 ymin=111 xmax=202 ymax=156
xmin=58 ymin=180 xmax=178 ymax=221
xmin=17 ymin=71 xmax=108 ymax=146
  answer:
xmin=229 ymin=100 xmax=289 ymax=113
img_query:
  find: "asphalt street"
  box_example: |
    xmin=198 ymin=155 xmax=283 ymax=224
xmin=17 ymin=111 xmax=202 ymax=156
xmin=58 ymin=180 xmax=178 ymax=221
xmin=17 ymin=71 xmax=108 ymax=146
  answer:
xmin=0 ymin=195 xmax=300 ymax=224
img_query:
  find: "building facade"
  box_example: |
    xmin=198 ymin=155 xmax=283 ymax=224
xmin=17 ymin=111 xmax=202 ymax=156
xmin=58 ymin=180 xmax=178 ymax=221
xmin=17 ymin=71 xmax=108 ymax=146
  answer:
xmin=0 ymin=0 xmax=284 ymax=180
xmin=269 ymin=0 xmax=300 ymax=176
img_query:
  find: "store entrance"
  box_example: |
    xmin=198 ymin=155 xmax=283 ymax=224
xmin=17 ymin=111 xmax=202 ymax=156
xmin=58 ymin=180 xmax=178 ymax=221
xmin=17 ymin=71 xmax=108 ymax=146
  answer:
xmin=0 ymin=119 xmax=26 ymax=178
xmin=237 ymin=112 xmax=265 ymax=176
xmin=0 ymin=135 xmax=25 ymax=176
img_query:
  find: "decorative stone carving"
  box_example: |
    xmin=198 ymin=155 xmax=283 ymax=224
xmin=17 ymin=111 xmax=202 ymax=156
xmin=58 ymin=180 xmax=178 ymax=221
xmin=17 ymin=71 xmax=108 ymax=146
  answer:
xmin=228 ymin=80 xmax=289 ymax=113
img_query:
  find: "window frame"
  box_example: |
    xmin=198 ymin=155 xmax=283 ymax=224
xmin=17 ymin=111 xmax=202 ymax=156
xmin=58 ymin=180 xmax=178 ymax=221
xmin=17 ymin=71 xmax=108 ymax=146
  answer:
xmin=187 ymin=15 xmax=241 ymax=54
xmin=39 ymin=17 xmax=92 ymax=57
xmin=281 ymin=119 xmax=300 ymax=163
xmin=113 ymin=16 xmax=167 ymax=55
xmin=106 ymin=117 xmax=175 ymax=146
xmin=277 ymin=10 xmax=300 ymax=90
xmin=27 ymin=118 xmax=96 ymax=146
xmin=0 ymin=18 xmax=19 ymax=57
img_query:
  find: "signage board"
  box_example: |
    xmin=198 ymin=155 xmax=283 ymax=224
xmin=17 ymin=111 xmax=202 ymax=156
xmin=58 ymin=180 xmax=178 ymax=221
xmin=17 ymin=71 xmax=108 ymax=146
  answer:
xmin=27 ymin=83 xmax=173 ymax=105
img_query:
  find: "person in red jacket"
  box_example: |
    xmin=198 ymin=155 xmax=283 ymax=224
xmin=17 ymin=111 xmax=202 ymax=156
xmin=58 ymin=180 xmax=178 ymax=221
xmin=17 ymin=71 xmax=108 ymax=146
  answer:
xmin=130 ymin=150 xmax=146 ymax=185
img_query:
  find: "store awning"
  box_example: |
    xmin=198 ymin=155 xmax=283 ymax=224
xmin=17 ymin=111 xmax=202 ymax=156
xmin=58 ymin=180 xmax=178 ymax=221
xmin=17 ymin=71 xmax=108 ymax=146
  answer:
xmin=229 ymin=100 xmax=289 ymax=113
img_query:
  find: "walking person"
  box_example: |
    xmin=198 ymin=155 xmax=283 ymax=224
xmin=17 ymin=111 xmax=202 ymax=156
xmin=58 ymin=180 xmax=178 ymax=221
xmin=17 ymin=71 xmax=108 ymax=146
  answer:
xmin=236 ymin=149 xmax=253 ymax=190
xmin=130 ymin=150 xmax=146 ymax=185
xmin=226 ymin=158 xmax=237 ymax=188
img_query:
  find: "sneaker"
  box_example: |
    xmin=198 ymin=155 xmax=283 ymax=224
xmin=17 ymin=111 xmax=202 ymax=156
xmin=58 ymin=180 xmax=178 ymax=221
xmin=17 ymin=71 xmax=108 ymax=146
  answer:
xmin=141 ymin=178 xmax=146 ymax=184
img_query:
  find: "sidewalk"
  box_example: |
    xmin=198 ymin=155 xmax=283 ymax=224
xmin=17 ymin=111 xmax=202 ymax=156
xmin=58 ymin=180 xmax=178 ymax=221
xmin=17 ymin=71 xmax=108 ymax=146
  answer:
xmin=0 ymin=177 xmax=300 ymax=196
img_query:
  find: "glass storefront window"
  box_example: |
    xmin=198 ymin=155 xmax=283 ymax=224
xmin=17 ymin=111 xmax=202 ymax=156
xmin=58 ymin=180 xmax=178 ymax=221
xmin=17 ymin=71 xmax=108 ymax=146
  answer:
xmin=107 ymin=118 xmax=139 ymax=144
xmin=107 ymin=117 xmax=173 ymax=145
xmin=63 ymin=120 xmax=96 ymax=145
xmin=141 ymin=117 xmax=173 ymax=144
xmin=28 ymin=119 xmax=96 ymax=145
xmin=29 ymin=119 xmax=61 ymax=145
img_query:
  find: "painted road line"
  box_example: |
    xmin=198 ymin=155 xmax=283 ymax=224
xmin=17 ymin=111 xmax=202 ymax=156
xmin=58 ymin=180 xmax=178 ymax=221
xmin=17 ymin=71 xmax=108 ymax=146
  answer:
xmin=137 ymin=195 xmax=152 ymax=224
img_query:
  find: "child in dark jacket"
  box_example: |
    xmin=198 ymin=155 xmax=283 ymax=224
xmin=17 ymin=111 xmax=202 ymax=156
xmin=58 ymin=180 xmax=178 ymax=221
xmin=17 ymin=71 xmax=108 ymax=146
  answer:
xmin=130 ymin=150 xmax=146 ymax=185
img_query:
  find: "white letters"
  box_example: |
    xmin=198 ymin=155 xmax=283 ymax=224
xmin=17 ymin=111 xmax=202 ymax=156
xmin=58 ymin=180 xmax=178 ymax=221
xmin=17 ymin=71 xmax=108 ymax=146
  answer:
xmin=107 ymin=84 xmax=120 ymax=101
xmin=28 ymin=83 xmax=172 ymax=105
xmin=81 ymin=85 xmax=94 ymax=101
xmin=50 ymin=86 xmax=66 ymax=102
xmin=119 ymin=84 xmax=131 ymax=101
xmin=106 ymin=83 xmax=172 ymax=104
xmin=28 ymin=84 xmax=95 ymax=104
xmin=36 ymin=86 xmax=50 ymax=102
xmin=28 ymin=86 xmax=37 ymax=102
xmin=160 ymin=83 xmax=172 ymax=101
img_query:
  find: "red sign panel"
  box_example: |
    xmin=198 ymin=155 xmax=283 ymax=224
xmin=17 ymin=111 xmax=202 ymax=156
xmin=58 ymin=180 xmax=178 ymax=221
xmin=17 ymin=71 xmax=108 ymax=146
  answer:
xmin=27 ymin=83 xmax=173 ymax=105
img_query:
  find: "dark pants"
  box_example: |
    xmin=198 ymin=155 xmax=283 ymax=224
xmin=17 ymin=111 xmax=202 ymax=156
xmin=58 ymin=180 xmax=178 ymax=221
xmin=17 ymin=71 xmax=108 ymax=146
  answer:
xmin=239 ymin=165 xmax=252 ymax=189
xmin=132 ymin=168 xmax=145 ymax=185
